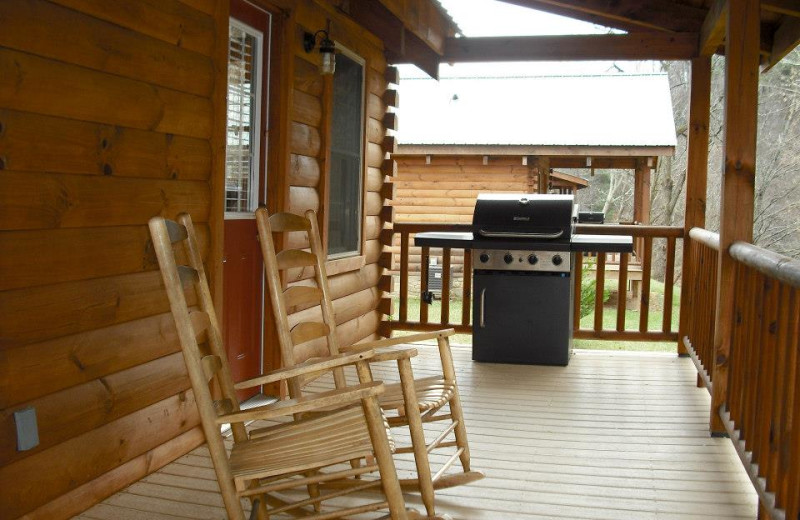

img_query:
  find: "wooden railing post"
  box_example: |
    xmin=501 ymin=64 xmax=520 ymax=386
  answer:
xmin=399 ymin=231 xmax=409 ymax=324
xmin=441 ymin=248 xmax=451 ymax=325
xmin=710 ymin=0 xmax=760 ymax=435
xmin=678 ymin=56 xmax=711 ymax=357
xmin=461 ymin=250 xmax=471 ymax=327
xmin=420 ymin=245 xmax=430 ymax=324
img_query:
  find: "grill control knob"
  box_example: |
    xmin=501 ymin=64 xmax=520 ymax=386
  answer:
xmin=527 ymin=254 xmax=538 ymax=265
xmin=552 ymin=254 xmax=563 ymax=266
xmin=503 ymin=253 xmax=514 ymax=264
xmin=479 ymin=253 xmax=490 ymax=263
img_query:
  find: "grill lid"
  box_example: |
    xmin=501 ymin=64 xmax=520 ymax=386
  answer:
xmin=472 ymin=194 xmax=574 ymax=242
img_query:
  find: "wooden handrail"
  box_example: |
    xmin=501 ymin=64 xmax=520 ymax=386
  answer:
xmin=688 ymin=227 xmax=720 ymax=250
xmin=730 ymin=240 xmax=800 ymax=288
xmin=575 ymin=224 xmax=683 ymax=237
xmin=393 ymin=223 xmax=471 ymax=234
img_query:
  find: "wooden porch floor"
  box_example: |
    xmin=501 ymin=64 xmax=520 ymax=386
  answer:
xmin=75 ymin=347 xmax=757 ymax=519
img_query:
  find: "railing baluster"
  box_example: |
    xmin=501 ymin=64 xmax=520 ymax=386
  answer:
xmin=441 ymin=247 xmax=451 ymax=325
xmin=784 ymin=288 xmax=799 ymax=519
xmin=573 ymin=254 xmax=583 ymax=333
xmin=754 ymin=278 xmax=778 ymax=481
xmin=767 ymin=283 xmax=789 ymax=493
xmin=616 ymin=252 xmax=629 ymax=332
xmin=743 ymin=267 xmax=764 ymax=444
xmin=399 ymin=231 xmax=409 ymax=324
xmin=639 ymin=237 xmax=652 ymax=333
xmin=462 ymin=250 xmax=471 ymax=327
xmin=420 ymin=245 xmax=429 ymax=324
xmin=662 ymin=237 xmax=676 ymax=334
xmin=594 ymin=253 xmax=606 ymax=333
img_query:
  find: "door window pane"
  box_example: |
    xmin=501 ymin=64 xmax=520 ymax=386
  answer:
xmin=328 ymin=52 xmax=364 ymax=256
xmin=226 ymin=21 xmax=263 ymax=215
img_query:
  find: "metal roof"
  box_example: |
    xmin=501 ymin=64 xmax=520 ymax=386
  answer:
xmin=396 ymin=74 xmax=678 ymax=150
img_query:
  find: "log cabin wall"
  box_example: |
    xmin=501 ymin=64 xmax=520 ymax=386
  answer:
xmin=0 ymin=0 xmax=393 ymax=517
xmin=393 ymin=155 xmax=540 ymax=225
xmin=0 ymin=0 xmax=226 ymax=517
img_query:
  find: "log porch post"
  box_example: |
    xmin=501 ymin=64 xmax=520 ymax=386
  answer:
xmin=710 ymin=0 xmax=760 ymax=435
xmin=678 ymin=57 xmax=712 ymax=357
xmin=529 ymin=156 xmax=550 ymax=194
xmin=633 ymin=158 xmax=651 ymax=226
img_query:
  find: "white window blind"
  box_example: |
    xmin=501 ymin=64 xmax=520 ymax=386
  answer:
xmin=226 ymin=21 xmax=262 ymax=215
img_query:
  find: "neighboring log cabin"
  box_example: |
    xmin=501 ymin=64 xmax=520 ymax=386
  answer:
xmin=1 ymin=0 xmax=799 ymax=519
xmin=390 ymin=74 xmax=675 ymax=277
xmin=394 ymin=74 xmax=678 ymax=224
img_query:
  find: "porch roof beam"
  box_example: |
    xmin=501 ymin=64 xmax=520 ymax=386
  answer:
xmin=762 ymin=0 xmax=800 ymax=18
xmin=442 ymin=33 xmax=699 ymax=63
xmin=764 ymin=15 xmax=800 ymax=69
xmin=497 ymin=0 xmax=707 ymax=33
xmin=700 ymin=0 xmax=727 ymax=56
xmin=341 ymin=0 xmax=457 ymax=79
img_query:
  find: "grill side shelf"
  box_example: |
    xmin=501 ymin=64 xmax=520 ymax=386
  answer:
xmin=570 ymin=234 xmax=633 ymax=253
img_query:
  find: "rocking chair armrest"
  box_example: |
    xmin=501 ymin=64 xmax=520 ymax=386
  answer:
xmin=340 ymin=342 xmax=418 ymax=362
xmin=350 ymin=328 xmax=455 ymax=350
xmin=216 ymin=382 xmax=385 ymax=425
xmin=233 ymin=350 xmax=376 ymax=390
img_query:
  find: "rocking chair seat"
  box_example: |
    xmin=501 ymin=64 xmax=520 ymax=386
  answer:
xmin=380 ymin=376 xmax=456 ymax=413
xmin=229 ymin=405 xmax=377 ymax=488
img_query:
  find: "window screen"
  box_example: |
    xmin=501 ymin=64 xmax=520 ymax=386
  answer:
xmin=328 ymin=53 xmax=364 ymax=256
xmin=226 ymin=21 xmax=262 ymax=214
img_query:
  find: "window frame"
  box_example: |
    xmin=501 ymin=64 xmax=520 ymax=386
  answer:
xmin=325 ymin=44 xmax=367 ymax=260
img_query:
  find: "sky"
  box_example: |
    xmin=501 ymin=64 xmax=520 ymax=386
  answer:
xmin=399 ymin=0 xmax=663 ymax=79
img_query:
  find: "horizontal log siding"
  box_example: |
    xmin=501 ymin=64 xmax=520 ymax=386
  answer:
xmin=392 ymin=156 xmax=538 ymax=224
xmin=0 ymin=0 xmax=223 ymax=517
xmin=1 ymin=1 xmax=393 ymax=518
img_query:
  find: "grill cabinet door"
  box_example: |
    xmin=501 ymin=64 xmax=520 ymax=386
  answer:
xmin=472 ymin=271 xmax=572 ymax=366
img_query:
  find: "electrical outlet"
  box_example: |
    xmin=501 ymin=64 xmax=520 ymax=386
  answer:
xmin=14 ymin=407 xmax=39 ymax=451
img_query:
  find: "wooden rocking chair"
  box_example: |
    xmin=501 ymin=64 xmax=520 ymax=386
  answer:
xmin=255 ymin=208 xmax=484 ymax=519
xmin=149 ymin=213 xmax=418 ymax=520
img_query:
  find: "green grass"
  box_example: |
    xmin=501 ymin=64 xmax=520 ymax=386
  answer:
xmin=389 ymin=276 xmax=682 ymax=353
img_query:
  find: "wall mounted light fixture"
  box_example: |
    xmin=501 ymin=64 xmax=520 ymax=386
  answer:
xmin=303 ymin=30 xmax=335 ymax=75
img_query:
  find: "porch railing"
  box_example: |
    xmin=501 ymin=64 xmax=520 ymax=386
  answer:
xmin=389 ymin=222 xmax=682 ymax=342
xmin=572 ymin=224 xmax=682 ymax=342
xmin=682 ymin=228 xmax=800 ymax=520
xmin=392 ymin=223 xmax=473 ymax=333
xmin=681 ymin=228 xmax=720 ymax=389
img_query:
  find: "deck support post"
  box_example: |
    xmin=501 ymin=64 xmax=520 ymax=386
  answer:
xmin=678 ymin=57 xmax=712 ymax=357
xmin=528 ymin=156 xmax=550 ymax=194
xmin=633 ymin=158 xmax=651 ymax=259
xmin=710 ymin=0 xmax=760 ymax=435
xmin=633 ymin=158 xmax=651 ymax=226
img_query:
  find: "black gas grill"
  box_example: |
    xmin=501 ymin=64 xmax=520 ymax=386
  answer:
xmin=471 ymin=194 xmax=576 ymax=365
xmin=415 ymin=193 xmax=632 ymax=366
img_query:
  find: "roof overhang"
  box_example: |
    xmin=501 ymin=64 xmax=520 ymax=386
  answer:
xmin=334 ymin=0 xmax=459 ymax=79
xmin=396 ymin=144 xmax=675 ymax=157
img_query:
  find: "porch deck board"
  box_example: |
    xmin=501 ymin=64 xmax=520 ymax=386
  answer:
xmin=75 ymin=347 xmax=757 ymax=519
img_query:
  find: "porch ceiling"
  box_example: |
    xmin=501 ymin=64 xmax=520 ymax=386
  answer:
xmin=343 ymin=1 xmax=800 ymax=76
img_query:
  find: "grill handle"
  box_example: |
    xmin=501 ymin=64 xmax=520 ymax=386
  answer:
xmin=478 ymin=229 xmax=564 ymax=240
xmin=479 ymin=288 xmax=486 ymax=328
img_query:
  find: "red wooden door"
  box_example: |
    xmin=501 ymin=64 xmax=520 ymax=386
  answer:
xmin=223 ymin=0 xmax=273 ymax=401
